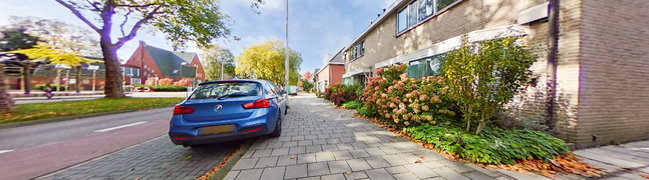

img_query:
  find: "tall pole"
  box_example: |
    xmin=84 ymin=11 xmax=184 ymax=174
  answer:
xmin=285 ymin=0 xmax=289 ymax=91
xmin=221 ymin=59 xmax=224 ymax=80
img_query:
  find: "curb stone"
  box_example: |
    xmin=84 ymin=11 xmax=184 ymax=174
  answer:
xmin=210 ymin=138 xmax=255 ymax=180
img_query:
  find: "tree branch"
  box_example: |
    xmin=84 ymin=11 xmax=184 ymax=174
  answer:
xmin=85 ymin=0 xmax=101 ymax=12
xmin=114 ymin=6 xmax=161 ymax=49
xmin=55 ymin=0 xmax=101 ymax=34
xmin=119 ymin=9 xmax=133 ymax=37
xmin=115 ymin=3 xmax=156 ymax=8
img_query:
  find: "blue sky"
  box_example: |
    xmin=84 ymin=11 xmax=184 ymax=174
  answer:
xmin=0 ymin=0 xmax=395 ymax=75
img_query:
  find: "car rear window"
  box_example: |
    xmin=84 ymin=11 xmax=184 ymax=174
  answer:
xmin=189 ymin=82 xmax=261 ymax=100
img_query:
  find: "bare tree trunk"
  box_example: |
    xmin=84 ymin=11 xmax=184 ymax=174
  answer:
xmin=22 ymin=64 xmax=31 ymax=94
xmin=75 ymin=66 xmax=82 ymax=93
xmin=101 ymin=42 xmax=124 ymax=98
xmin=0 ymin=64 xmax=14 ymax=111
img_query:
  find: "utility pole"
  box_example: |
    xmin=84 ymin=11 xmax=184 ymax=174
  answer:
xmin=221 ymin=59 xmax=224 ymax=80
xmin=285 ymin=0 xmax=290 ymax=92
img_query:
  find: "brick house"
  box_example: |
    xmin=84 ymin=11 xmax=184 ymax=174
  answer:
xmin=343 ymin=0 xmax=649 ymax=148
xmin=314 ymin=48 xmax=346 ymax=93
xmin=123 ymin=41 xmax=206 ymax=85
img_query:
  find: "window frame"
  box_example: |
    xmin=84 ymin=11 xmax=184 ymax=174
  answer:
xmin=395 ymin=0 xmax=462 ymax=37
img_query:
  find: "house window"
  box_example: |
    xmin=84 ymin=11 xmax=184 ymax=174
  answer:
xmin=408 ymin=1 xmax=419 ymax=27
xmin=349 ymin=40 xmax=365 ymax=60
xmin=397 ymin=0 xmax=459 ymax=35
xmin=397 ymin=8 xmax=408 ymax=33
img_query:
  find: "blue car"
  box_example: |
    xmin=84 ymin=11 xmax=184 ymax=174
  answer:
xmin=169 ymin=80 xmax=287 ymax=146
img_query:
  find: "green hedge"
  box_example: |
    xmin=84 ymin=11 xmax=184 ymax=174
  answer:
xmin=34 ymin=84 xmax=69 ymax=91
xmin=341 ymin=100 xmax=365 ymax=109
xmin=136 ymin=85 xmax=187 ymax=92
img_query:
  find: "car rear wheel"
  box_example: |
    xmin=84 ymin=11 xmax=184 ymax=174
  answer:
xmin=269 ymin=110 xmax=282 ymax=137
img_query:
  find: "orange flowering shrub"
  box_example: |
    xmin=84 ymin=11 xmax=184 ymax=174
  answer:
xmin=158 ymin=78 xmax=173 ymax=85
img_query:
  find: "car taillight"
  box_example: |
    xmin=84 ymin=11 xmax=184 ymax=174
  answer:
xmin=173 ymin=105 xmax=195 ymax=115
xmin=242 ymin=98 xmax=271 ymax=109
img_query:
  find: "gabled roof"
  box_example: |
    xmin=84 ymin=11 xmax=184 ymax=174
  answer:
xmin=328 ymin=47 xmax=345 ymax=64
xmin=144 ymin=45 xmax=197 ymax=77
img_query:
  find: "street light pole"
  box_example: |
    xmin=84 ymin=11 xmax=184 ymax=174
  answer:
xmin=285 ymin=0 xmax=289 ymax=92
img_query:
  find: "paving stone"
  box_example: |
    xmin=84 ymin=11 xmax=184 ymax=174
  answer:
xmin=332 ymin=150 xmax=354 ymax=160
xmin=347 ymin=159 xmax=372 ymax=171
xmin=266 ymin=142 xmax=284 ymax=148
xmin=252 ymin=149 xmax=273 ymax=157
xmin=383 ymin=154 xmax=410 ymax=166
xmin=285 ymin=164 xmax=308 ymax=179
xmin=322 ymin=144 xmax=338 ymax=151
xmin=308 ymin=162 xmax=330 ymax=176
xmin=271 ymin=148 xmax=290 ymax=156
xmin=393 ymin=172 xmax=420 ymax=180
xmin=237 ymin=168 xmax=264 ymax=180
xmin=242 ymin=149 xmax=256 ymax=158
xmin=462 ymin=170 xmax=497 ymax=180
xmin=438 ymin=159 xmax=474 ymax=173
xmin=351 ymin=142 xmax=370 ymax=149
xmin=232 ymin=158 xmax=259 ymax=170
xmin=316 ymin=151 xmax=336 ymax=162
xmin=345 ymin=171 xmax=369 ymax=180
xmin=337 ymin=143 xmax=355 ymax=150
xmin=322 ymin=174 xmax=346 ymax=180
xmin=422 ymin=161 xmax=445 ymax=169
xmin=380 ymin=146 xmax=402 ymax=154
xmin=366 ymin=157 xmax=392 ymax=169
xmin=327 ymin=138 xmax=342 ymax=144
xmin=366 ymin=168 xmax=396 ymax=180
xmin=261 ymin=166 xmax=286 ymax=180
xmin=298 ymin=153 xmax=317 ymax=164
xmin=366 ymin=147 xmax=387 ymax=156
xmin=298 ymin=140 xmax=313 ymax=146
xmin=298 ymin=177 xmax=320 ymax=180
xmin=386 ymin=166 xmax=409 ymax=174
xmin=431 ymin=167 xmax=470 ymax=180
xmin=313 ymin=139 xmax=328 ymax=145
xmin=349 ymin=149 xmax=371 ymax=158
xmin=404 ymin=164 xmax=438 ymax=179
xmin=328 ymin=160 xmax=352 ymax=173
xmin=283 ymin=141 xmax=298 ymax=148
xmin=306 ymin=145 xmax=323 ymax=153
xmin=290 ymin=146 xmax=307 ymax=154
xmin=305 ymin=135 xmax=319 ymax=140
xmin=255 ymin=156 xmax=278 ymax=168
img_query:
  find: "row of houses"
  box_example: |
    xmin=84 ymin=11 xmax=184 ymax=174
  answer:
xmin=313 ymin=0 xmax=649 ymax=149
xmin=2 ymin=41 xmax=206 ymax=91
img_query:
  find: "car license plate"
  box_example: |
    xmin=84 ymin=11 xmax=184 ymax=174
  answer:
xmin=198 ymin=124 xmax=235 ymax=135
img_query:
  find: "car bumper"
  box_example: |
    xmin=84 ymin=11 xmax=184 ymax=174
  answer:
xmin=170 ymin=124 xmax=268 ymax=145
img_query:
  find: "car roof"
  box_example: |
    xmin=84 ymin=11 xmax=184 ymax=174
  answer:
xmin=198 ymin=79 xmax=267 ymax=86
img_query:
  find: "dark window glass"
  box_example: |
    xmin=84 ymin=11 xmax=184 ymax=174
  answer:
xmin=189 ymin=82 xmax=261 ymax=100
xmin=436 ymin=0 xmax=457 ymax=11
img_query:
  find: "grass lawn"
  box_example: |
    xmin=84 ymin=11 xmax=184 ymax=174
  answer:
xmin=0 ymin=97 xmax=184 ymax=125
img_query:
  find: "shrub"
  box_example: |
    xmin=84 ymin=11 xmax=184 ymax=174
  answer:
xmin=136 ymin=85 xmax=187 ymax=92
xmin=403 ymin=123 xmax=569 ymax=165
xmin=34 ymin=84 xmax=69 ymax=91
xmin=443 ymin=37 xmax=537 ymax=134
xmin=361 ymin=65 xmax=457 ymax=128
xmin=356 ymin=107 xmax=376 ymax=117
xmin=324 ymin=83 xmax=363 ymax=106
xmin=158 ymin=78 xmax=173 ymax=85
xmin=341 ymin=100 xmax=365 ymax=109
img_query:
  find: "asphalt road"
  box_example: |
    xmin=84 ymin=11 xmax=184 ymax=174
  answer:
xmin=0 ymin=108 xmax=175 ymax=179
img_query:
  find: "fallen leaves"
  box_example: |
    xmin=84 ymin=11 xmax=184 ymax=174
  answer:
xmin=290 ymin=155 xmax=296 ymax=159
xmin=196 ymin=140 xmax=247 ymax=180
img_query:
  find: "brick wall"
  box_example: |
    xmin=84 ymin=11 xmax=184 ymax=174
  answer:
xmin=576 ymin=0 xmax=649 ymax=148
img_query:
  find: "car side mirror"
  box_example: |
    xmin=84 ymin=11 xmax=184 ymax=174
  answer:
xmin=281 ymin=90 xmax=287 ymax=94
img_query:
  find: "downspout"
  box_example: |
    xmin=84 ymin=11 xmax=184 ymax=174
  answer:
xmin=546 ymin=0 xmax=560 ymax=133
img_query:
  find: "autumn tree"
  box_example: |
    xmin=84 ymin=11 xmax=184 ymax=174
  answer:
xmin=11 ymin=41 xmax=101 ymax=93
xmin=201 ymin=45 xmax=235 ymax=81
xmin=235 ymin=40 xmax=302 ymax=86
xmin=0 ymin=28 xmax=44 ymax=94
xmin=55 ymin=0 xmax=230 ymax=97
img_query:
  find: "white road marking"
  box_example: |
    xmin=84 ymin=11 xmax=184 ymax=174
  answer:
xmin=0 ymin=150 xmax=14 ymax=154
xmin=94 ymin=121 xmax=148 ymax=133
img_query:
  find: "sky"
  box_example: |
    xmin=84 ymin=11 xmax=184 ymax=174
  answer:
xmin=0 ymin=0 xmax=396 ymax=75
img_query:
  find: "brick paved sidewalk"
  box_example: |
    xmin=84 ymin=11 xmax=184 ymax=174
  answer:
xmin=38 ymin=136 xmax=243 ymax=180
xmin=225 ymin=94 xmax=546 ymax=180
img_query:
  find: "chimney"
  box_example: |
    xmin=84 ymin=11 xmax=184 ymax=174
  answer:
xmin=139 ymin=41 xmax=146 ymax=46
